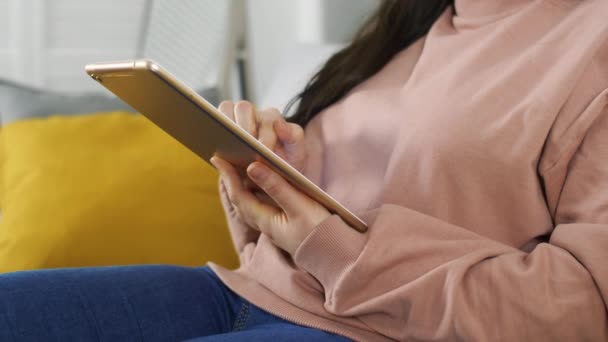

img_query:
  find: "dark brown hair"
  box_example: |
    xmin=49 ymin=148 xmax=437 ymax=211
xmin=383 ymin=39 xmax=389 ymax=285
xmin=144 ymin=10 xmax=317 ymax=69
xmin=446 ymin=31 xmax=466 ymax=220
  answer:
xmin=286 ymin=0 xmax=453 ymax=126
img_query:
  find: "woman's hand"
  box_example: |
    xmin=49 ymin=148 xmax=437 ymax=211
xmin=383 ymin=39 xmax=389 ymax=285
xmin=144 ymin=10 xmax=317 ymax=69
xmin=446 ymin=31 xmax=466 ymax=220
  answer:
xmin=213 ymin=100 xmax=325 ymax=255
xmin=211 ymin=156 xmax=330 ymax=255
xmin=217 ymin=101 xmax=307 ymax=172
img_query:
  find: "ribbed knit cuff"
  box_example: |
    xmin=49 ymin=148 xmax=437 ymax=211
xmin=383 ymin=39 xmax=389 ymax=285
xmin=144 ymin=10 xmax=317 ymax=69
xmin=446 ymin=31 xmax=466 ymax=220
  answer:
xmin=294 ymin=215 xmax=367 ymax=292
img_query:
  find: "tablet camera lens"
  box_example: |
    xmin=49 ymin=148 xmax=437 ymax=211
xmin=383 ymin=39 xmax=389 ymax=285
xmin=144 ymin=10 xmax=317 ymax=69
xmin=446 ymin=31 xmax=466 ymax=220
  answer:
xmin=90 ymin=74 xmax=102 ymax=83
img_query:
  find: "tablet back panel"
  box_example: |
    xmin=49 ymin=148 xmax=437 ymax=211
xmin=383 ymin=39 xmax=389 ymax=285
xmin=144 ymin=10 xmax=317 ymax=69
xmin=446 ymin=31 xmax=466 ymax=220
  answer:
xmin=86 ymin=60 xmax=368 ymax=232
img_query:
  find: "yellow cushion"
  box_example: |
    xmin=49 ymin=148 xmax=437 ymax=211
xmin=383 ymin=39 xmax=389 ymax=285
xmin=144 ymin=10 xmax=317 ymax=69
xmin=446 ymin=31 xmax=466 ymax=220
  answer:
xmin=0 ymin=129 xmax=3 ymax=209
xmin=0 ymin=111 xmax=238 ymax=272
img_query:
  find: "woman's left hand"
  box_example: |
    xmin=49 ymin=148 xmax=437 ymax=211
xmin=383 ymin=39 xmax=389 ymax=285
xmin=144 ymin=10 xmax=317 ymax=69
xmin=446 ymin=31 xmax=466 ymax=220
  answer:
xmin=211 ymin=156 xmax=331 ymax=256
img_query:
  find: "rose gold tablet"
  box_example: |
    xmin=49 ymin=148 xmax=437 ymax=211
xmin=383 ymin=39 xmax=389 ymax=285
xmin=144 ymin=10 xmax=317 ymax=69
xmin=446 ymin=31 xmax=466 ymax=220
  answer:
xmin=85 ymin=59 xmax=367 ymax=233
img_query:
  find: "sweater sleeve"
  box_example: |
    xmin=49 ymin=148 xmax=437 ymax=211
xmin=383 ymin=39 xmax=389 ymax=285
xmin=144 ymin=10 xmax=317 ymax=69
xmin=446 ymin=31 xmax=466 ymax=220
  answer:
xmin=294 ymin=107 xmax=608 ymax=341
xmin=218 ymin=180 xmax=260 ymax=257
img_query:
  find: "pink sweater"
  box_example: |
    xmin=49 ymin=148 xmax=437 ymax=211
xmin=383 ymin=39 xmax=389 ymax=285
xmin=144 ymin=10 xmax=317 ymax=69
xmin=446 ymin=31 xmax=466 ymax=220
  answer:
xmin=211 ymin=1 xmax=608 ymax=340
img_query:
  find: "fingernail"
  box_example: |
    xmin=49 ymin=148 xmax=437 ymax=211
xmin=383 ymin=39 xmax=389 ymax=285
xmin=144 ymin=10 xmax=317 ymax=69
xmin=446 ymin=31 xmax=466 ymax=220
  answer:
xmin=278 ymin=119 xmax=288 ymax=130
xmin=275 ymin=120 xmax=289 ymax=139
xmin=235 ymin=101 xmax=251 ymax=115
xmin=210 ymin=157 xmax=220 ymax=169
xmin=248 ymin=164 xmax=267 ymax=181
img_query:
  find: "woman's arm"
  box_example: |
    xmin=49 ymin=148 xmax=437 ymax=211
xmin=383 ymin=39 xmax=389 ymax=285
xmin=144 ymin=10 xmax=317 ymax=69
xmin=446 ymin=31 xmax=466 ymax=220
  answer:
xmin=216 ymin=96 xmax=608 ymax=340
xmin=292 ymin=105 xmax=608 ymax=341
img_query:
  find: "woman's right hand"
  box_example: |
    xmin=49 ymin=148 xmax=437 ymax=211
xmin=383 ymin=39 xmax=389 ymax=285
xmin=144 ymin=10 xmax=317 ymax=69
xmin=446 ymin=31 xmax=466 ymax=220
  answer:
xmin=217 ymin=100 xmax=307 ymax=173
xmin=214 ymin=101 xmax=317 ymax=251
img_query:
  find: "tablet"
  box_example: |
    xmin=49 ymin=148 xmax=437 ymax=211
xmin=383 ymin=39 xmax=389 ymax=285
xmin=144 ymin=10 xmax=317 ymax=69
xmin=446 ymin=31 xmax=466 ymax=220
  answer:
xmin=85 ymin=60 xmax=367 ymax=233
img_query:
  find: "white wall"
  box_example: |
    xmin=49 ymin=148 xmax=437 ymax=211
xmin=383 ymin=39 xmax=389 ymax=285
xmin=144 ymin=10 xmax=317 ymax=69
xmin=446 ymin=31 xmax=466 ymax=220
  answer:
xmin=0 ymin=0 xmax=379 ymax=99
xmin=244 ymin=0 xmax=299 ymax=103
xmin=322 ymin=0 xmax=380 ymax=43
xmin=0 ymin=0 xmax=146 ymax=92
xmin=142 ymin=0 xmax=238 ymax=94
xmin=244 ymin=0 xmax=378 ymax=104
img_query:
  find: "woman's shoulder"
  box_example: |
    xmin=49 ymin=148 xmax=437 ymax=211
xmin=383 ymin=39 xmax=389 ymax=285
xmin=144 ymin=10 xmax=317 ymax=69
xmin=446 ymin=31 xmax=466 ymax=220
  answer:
xmin=562 ymin=0 xmax=608 ymax=91
xmin=553 ymin=0 xmax=608 ymax=13
xmin=537 ymin=0 xmax=608 ymax=173
xmin=568 ymin=0 xmax=608 ymax=36
xmin=556 ymin=0 xmax=608 ymax=36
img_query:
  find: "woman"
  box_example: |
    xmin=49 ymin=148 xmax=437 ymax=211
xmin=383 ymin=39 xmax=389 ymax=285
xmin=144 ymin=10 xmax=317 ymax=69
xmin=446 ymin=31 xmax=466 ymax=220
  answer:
xmin=2 ymin=0 xmax=607 ymax=341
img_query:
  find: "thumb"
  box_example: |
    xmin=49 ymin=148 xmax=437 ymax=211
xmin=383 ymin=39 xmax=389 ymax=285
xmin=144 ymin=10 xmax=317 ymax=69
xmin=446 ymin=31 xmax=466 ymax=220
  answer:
xmin=274 ymin=120 xmax=306 ymax=169
xmin=246 ymin=162 xmax=304 ymax=216
xmin=274 ymin=119 xmax=304 ymax=146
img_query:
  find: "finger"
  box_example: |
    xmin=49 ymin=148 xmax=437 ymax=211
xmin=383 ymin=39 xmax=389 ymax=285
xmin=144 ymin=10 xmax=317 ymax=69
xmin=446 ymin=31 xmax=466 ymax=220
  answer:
xmin=211 ymin=157 xmax=278 ymax=232
xmin=257 ymin=108 xmax=282 ymax=149
xmin=272 ymin=145 xmax=289 ymax=161
xmin=274 ymin=120 xmax=306 ymax=168
xmin=210 ymin=156 xmax=248 ymax=208
xmin=218 ymin=101 xmax=235 ymax=121
xmin=246 ymin=162 xmax=308 ymax=216
xmin=274 ymin=120 xmax=304 ymax=145
xmin=235 ymin=101 xmax=258 ymax=137
xmin=243 ymin=176 xmax=262 ymax=192
xmin=253 ymin=191 xmax=278 ymax=207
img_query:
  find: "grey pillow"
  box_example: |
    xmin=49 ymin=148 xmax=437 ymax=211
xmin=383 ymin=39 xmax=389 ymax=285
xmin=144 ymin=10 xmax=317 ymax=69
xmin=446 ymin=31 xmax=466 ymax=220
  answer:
xmin=0 ymin=79 xmax=219 ymax=125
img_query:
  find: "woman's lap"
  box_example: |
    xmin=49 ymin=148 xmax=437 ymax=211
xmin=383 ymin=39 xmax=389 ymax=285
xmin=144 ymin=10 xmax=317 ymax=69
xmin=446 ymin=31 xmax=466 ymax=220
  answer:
xmin=184 ymin=296 xmax=350 ymax=341
xmin=0 ymin=265 xmax=349 ymax=341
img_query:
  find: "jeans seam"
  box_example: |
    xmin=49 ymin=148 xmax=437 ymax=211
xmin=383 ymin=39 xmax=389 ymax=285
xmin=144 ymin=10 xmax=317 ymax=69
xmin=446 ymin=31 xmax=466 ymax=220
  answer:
xmin=232 ymin=301 xmax=250 ymax=332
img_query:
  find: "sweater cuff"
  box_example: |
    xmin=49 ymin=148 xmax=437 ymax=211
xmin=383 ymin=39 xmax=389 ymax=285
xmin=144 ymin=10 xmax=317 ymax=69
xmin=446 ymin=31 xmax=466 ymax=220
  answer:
xmin=294 ymin=215 xmax=367 ymax=291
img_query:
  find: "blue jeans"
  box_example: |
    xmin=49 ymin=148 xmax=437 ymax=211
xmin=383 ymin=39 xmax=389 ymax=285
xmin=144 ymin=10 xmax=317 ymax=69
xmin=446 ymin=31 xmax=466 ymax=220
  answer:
xmin=0 ymin=265 xmax=351 ymax=341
